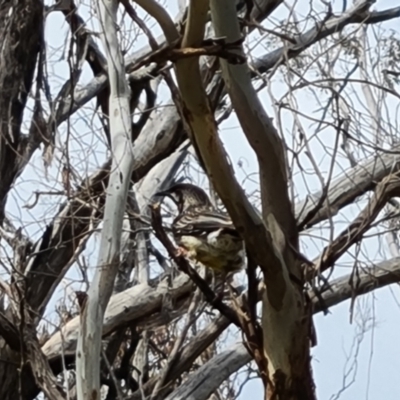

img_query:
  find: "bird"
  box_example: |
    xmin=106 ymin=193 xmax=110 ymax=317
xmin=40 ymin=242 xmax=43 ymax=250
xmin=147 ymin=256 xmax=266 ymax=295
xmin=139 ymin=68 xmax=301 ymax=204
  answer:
xmin=155 ymin=183 xmax=245 ymax=276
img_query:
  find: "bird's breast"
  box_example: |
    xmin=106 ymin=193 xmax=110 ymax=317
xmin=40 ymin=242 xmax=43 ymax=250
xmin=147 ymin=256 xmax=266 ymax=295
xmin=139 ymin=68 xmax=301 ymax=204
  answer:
xmin=176 ymin=232 xmax=244 ymax=273
xmin=206 ymin=229 xmax=243 ymax=252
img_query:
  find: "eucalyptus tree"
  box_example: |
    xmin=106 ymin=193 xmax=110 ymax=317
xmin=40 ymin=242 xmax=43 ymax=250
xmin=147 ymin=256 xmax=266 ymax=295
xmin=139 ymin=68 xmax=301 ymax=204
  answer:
xmin=1 ymin=0 xmax=400 ymax=399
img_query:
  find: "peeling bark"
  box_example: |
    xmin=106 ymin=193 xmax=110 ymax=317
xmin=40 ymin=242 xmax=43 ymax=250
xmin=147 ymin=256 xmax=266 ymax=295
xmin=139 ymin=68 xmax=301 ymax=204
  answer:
xmin=0 ymin=0 xmax=43 ymax=224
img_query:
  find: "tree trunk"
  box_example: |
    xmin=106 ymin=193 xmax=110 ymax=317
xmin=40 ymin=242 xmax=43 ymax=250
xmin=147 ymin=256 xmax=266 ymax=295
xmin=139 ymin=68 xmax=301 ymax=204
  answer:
xmin=0 ymin=0 xmax=43 ymax=398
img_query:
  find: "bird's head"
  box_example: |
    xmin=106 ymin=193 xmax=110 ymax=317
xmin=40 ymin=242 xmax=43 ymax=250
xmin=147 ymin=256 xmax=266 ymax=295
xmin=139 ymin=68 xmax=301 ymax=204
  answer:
xmin=155 ymin=183 xmax=213 ymax=213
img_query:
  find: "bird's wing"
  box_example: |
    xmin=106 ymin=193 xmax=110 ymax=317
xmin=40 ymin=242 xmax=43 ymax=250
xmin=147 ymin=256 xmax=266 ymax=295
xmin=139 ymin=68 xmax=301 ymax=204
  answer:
xmin=173 ymin=210 xmax=238 ymax=236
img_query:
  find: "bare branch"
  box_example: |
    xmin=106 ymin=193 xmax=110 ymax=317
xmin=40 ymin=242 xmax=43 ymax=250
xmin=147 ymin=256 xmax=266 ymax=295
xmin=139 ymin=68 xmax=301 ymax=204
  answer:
xmin=310 ymin=173 xmax=400 ymax=278
xmin=164 ymin=343 xmax=251 ymax=400
xmin=128 ymin=315 xmax=232 ymax=400
xmin=42 ymin=273 xmax=193 ymax=361
xmin=256 ymin=2 xmax=400 ymax=74
xmin=312 ymin=257 xmax=400 ymax=313
xmin=133 ymin=0 xmax=180 ymax=44
xmin=295 ymin=145 xmax=400 ymax=228
xmin=76 ymin=0 xmax=134 ymax=397
xmin=147 ymin=0 xmax=287 ymax=320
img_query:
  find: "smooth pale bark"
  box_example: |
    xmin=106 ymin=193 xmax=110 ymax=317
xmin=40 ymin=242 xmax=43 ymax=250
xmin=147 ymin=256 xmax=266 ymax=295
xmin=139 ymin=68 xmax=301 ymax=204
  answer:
xmin=164 ymin=343 xmax=250 ymax=400
xmin=43 ymin=273 xmax=192 ymax=360
xmin=210 ymin=1 xmax=314 ymax=398
xmin=75 ymin=0 xmax=134 ymax=398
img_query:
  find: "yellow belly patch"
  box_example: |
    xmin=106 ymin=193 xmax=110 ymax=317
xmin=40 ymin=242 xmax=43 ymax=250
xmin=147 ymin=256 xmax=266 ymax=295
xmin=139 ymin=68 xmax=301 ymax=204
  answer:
xmin=178 ymin=235 xmax=243 ymax=273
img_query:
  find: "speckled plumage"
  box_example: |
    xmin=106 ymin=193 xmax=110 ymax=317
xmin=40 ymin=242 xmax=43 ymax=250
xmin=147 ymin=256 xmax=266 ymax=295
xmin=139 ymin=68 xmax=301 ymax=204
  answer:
xmin=156 ymin=183 xmax=245 ymax=274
